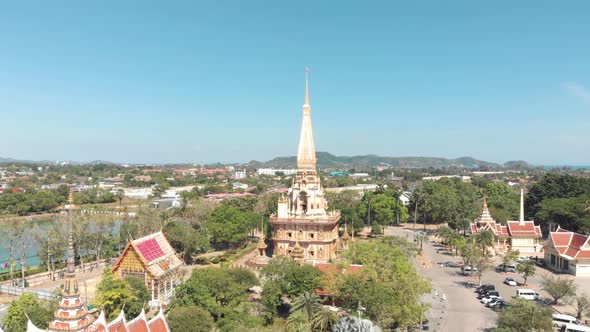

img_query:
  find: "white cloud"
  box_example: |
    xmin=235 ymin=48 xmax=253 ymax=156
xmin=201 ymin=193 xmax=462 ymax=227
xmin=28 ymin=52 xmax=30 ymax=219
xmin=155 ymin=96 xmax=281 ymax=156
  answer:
xmin=563 ymin=82 xmax=590 ymax=106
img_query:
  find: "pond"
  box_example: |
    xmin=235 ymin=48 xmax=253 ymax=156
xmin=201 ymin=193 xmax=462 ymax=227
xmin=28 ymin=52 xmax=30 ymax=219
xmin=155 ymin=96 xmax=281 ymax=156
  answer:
xmin=0 ymin=217 xmax=122 ymax=271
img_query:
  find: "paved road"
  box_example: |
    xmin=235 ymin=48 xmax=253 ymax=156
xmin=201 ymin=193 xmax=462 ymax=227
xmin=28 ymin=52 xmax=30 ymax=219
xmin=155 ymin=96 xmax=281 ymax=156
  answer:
xmin=386 ymin=226 xmax=498 ymax=332
xmin=0 ymin=303 xmax=8 ymax=325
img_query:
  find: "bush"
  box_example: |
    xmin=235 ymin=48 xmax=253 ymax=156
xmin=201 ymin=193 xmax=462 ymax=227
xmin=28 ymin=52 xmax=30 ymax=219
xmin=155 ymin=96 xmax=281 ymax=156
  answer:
xmin=211 ymin=258 xmax=220 ymax=264
xmin=194 ymin=257 xmax=209 ymax=265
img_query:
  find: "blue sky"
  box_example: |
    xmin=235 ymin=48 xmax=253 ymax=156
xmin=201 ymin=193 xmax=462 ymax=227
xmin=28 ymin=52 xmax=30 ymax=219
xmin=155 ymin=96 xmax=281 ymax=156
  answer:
xmin=1 ymin=1 xmax=589 ymax=165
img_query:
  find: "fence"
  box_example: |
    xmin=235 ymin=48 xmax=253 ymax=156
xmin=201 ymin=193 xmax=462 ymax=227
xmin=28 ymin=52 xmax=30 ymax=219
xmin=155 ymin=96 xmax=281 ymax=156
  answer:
xmin=0 ymin=285 xmax=55 ymax=301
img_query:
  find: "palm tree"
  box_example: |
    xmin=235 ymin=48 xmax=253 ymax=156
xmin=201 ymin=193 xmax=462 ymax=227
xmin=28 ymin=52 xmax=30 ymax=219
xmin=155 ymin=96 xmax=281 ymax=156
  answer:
xmin=475 ymin=230 xmax=495 ymax=256
xmin=312 ymin=306 xmax=338 ymax=331
xmin=290 ymin=291 xmax=322 ymax=321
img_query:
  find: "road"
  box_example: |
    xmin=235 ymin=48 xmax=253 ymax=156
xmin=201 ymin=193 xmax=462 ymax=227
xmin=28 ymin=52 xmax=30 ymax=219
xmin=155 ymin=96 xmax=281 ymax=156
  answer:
xmin=386 ymin=226 xmax=498 ymax=332
xmin=0 ymin=303 xmax=7 ymax=325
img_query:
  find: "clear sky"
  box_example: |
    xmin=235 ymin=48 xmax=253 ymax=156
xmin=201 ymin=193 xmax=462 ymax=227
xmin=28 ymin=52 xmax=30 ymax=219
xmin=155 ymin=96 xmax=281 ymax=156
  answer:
xmin=1 ymin=1 xmax=589 ymax=165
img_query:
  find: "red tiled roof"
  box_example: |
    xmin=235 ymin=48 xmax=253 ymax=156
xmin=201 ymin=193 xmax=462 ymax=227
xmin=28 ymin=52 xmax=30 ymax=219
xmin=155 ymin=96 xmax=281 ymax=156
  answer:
xmin=507 ymin=221 xmax=541 ymax=238
xmin=108 ymin=320 xmax=128 ymax=332
xmin=127 ymin=319 xmax=149 ymax=332
xmin=570 ymin=233 xmax=587 ymax=249
xmin=136 ymin=238 xmax=165 ymax=262
xmin=112 ymin=232 xmax=183 ymax=279
xmin=148 ymin=314 xmax=171 ymax=332
xmin=547 ymin=228 xmax=590 ymax=259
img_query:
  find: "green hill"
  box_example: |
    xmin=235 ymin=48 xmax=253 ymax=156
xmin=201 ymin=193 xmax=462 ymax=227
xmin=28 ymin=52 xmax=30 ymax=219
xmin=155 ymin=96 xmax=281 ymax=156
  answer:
xmin=247 ymin=152 xmax=502 ymax=169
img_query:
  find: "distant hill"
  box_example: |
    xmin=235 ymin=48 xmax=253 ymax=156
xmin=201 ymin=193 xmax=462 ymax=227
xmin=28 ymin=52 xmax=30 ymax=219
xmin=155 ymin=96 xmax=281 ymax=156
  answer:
xmin=503 ymin=160 xmax=534 ymax=169
xmin=247 ymin=152 xmax=505 ymax=169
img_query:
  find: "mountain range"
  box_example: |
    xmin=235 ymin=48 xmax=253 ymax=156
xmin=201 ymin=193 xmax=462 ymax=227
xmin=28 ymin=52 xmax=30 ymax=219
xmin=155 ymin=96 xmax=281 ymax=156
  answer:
xmin=247 ymin=152 xmax=533 ymax=169
xmin=1 ymin=153 xmax=533 ymax=169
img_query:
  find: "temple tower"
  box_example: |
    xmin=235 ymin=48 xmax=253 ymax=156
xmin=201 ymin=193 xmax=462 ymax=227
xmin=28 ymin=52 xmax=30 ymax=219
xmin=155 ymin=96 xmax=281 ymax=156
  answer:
xmin=269 ymin=68 xmax=341 ymax=264
xmin=48 ymin=190 xmax=95 ymax=332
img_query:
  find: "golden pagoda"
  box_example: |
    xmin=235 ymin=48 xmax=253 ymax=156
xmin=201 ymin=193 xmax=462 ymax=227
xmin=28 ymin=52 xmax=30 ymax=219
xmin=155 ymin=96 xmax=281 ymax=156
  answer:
xmin=269 ymin=67 xmax=341 ymax=264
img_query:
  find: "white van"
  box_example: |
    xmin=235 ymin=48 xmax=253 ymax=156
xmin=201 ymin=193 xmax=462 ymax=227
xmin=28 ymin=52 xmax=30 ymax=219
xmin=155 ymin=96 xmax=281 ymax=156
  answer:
xmin=516 ymin=288 xmax=539 ymax=301
xmin=553 ymin=314 xmax=578 ymax=328
xmin=561 ymin=323 xmax=590 ymax=332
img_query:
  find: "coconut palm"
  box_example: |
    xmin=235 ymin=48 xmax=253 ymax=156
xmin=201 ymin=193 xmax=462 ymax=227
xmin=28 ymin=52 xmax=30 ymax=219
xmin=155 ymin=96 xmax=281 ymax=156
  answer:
xmin=312 ymin=306 xmax=338 ymax=331
xmin=475 ymin=230 xmax=495 ymax=256
xmin=290 ymin=291 xmax=322 ymax=320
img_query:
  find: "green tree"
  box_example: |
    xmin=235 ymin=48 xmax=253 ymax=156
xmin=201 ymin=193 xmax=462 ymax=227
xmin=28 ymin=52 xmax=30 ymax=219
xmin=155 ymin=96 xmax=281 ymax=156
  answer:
xmin=95 ymin=269 xmax=142 ymax=320
xmin=575 ymin=293 xmax=590 ymax=320
xmin=541 ymin=275 xmax=577 ymax=305
xmin=484 ymin=183 xmax=519 ymax=222
xmin=166 ymin=305 xmax=215 ymax=332
xmin=169 ymin=267 xmax=257 ymax=322
xmin=516 ymin=260 xmax=536 ymax=285
xmin=340 ymin=238 xmax=430 ymax=328
xmin=496 ymin=297 xmax=553 ymax=332
xmin=261 ymin=257 xmax=323 ymax=299
xmin=475 ymin=230 xmax=495 ymax=256
xmin=312 ymin=306 xmax=338 ymax=332
xmin=1 ymin=293 xmax=53 ymax=332
xmin=526 ymin=174 xmax=590 ymax=218
xmin=163 ymin=221 xmax=209 ymax=264
xmin=206 ymin=205 xmax=258 ymax=248
xmin=502 ymin=249 xmax=520 ymax=267
xmin=289 ymin=292 xmax=321 ymax=322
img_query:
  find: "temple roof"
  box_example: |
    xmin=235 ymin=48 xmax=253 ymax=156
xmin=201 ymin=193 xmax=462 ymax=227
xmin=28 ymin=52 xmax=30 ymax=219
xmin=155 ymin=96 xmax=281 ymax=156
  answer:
xmin=112 ymin=231 xmax=183 ymax=279
xmin=546 ymin=227 xmax=590 ymax=259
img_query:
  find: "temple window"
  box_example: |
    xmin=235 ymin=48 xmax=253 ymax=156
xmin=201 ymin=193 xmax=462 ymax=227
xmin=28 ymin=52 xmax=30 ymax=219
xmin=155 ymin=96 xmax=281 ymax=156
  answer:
xmin=288 ymin=232 xmax=292 ymax=238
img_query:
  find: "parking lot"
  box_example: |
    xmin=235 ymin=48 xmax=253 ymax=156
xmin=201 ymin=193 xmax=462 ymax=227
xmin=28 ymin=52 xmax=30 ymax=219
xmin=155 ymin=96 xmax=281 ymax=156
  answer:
xmin=386 ymin=225 xmax=590 ymax=331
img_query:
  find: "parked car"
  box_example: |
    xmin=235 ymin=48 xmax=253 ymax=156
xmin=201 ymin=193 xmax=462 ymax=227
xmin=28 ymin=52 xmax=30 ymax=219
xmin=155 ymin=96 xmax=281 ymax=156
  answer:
xmin=481 ymin=295 xmax=501 ymax=304
xmin=504 ymin=277 xmax=517 ymax=286
xmin=486 ymin=298 xmax=506 ymax=308
xmin=536 ymin=259 xmax=546 ymax=267
xmin=477 ymin=290 xmax=499 ymax=299
xmin=496 ymin=263 xmax=517 ymax=273
xmin=475 ymin=284 xmax=495 ymax=293
xmin=462 ymin=265 xmax=479 ymax=275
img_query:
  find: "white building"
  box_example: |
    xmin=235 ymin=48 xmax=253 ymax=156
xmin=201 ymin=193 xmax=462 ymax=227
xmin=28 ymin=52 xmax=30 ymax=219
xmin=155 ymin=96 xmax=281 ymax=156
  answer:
xmin=235 ymin=170 xmax=247 ymax=180
xmin=325 ymin=184 xmax=378 ymax=197
xmin=257 ymin=168 xmax=297 ymax=176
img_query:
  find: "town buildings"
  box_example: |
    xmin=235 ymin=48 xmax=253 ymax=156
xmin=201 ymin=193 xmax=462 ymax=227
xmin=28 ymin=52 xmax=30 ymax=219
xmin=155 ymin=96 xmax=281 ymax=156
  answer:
xmin=269 ymin=68 xmax=341 ymax=264
xmin=470 ymin=189 xmax=541 ymax=254
xmin=257 ymin=168 xmax=297 ymax=176
xmin=544 ymin=227 xmax=590 ymax=276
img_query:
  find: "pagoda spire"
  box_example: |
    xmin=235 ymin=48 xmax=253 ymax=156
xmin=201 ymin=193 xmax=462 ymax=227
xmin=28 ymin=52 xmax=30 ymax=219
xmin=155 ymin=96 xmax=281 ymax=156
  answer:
xmin=304 ymin=65 xmax=310 ymax=106
xmin=297 ymin=66 xmax=317 ymax=171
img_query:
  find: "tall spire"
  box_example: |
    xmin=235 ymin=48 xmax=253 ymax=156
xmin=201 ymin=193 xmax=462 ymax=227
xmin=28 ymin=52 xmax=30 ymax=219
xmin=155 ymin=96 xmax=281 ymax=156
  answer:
xmin=304 ymin=65 xmax=310 ymax=106
xmin=518 ymin=189 xmax=524 ymax=225
xmin=297 ymin=66 xmax=317 ymax=171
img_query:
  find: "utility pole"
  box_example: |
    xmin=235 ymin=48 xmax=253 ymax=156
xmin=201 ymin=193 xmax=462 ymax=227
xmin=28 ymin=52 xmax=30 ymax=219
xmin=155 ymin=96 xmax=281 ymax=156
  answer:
xmin=413 ymin=199 xmax=418 ymax=230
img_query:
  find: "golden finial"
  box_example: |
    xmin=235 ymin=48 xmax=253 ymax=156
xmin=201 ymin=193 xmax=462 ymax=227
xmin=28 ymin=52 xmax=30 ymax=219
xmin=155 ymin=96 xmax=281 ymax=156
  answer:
xmin=304 ymin=66 xmax=310 ymax=106
xmin=483 ymin=196 xmax=488 ymax=210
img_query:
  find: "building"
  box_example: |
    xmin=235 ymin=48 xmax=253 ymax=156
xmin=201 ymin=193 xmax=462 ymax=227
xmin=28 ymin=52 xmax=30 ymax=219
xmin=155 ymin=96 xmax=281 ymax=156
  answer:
xmin=269 ymin=68 xmax=341 ymax=264
xmin=470 ymin=189 xmax=542 ymax=254
xmin=235 ymin=170 xmax=247 ymax=180
xmin=544 ymin=227 xmax=590 ymax=276
xmin=112 ymin=232 xmax=183 ymax=305
xmin=399 ymin=192 xmax=412 ymax=206
xmin=27 ymin=201 xmax=171 ymax=332
xmin=257 ymin=168 xmax=297 ymax=176
xmin=423 ymin=175 xmax=471 ymax=182
xmin=325 ymin=184 xmax=378 ymax=197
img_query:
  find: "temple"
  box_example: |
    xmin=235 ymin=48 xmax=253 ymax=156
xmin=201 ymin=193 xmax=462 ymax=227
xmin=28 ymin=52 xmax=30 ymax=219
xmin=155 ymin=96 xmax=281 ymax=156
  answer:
xmin=27 ymin=193 xmax=172 ymax=332
xmin=111 ymin=232 xmax=184 ymax=306
xmin=470 ymin=189 xmax=542 ymax=254
xmin=269 ymin=67 xmax=341 ymax=264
